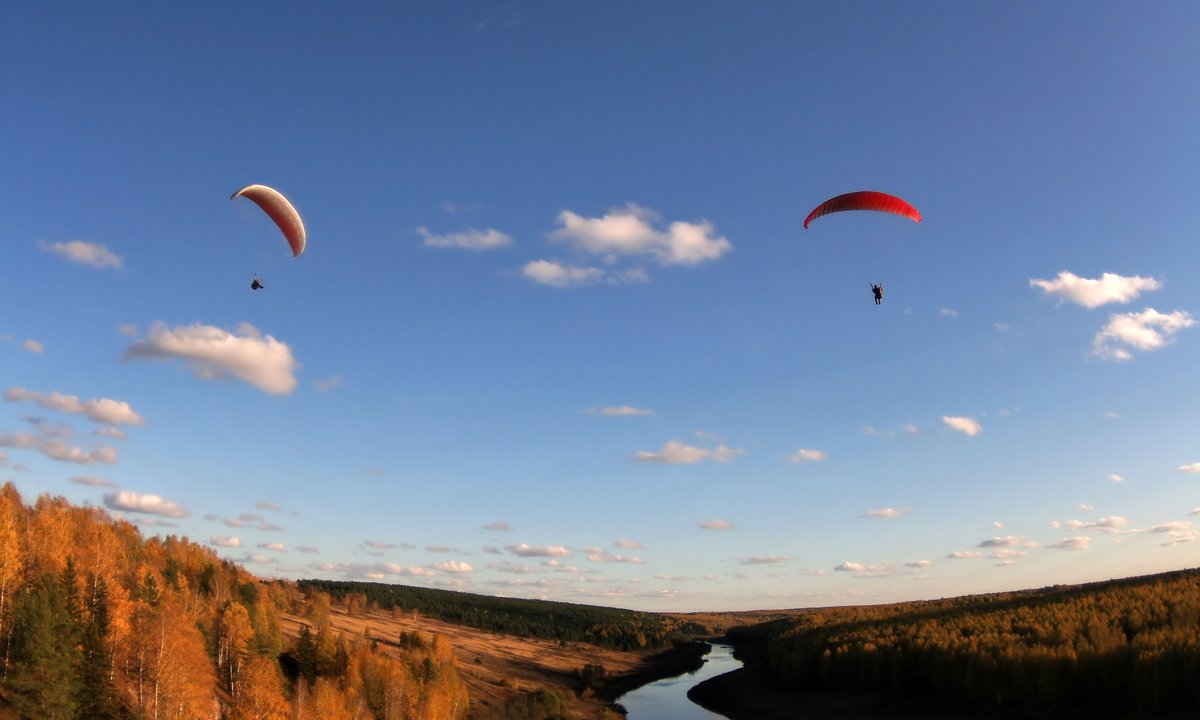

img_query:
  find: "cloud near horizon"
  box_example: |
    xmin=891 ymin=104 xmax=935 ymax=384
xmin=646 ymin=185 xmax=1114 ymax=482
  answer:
xmin=1030 ymin=271 xmax=1162 ymax=308
xmin=506 ymin=544 xmax=572 ymax=558
xmin=123 ymin=322 xmax=298 ymax=395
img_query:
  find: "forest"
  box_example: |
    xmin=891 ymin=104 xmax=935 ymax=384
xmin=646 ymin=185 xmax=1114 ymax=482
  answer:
xmin=728 ymin=569 xmax=1200 ymax=714
xmin=0 ymin=483 xmax=468 ymax=720
xmin=299 ymin=579 xmax=690 ymax=651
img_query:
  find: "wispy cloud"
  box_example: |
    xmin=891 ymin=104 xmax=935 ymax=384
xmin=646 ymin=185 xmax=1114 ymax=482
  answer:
xmin=1177 ymin=463 xmax=1200 ymax=474
xmin=581 ymin=405 xmax=654 ymax=417
xmin=943 ymin=416 xmax=982 ymax=436
xmin=1092 ymin=309 xmax=1194 ymax=361
xmin=615 ymin=539 xmax=645 ymax=550
xmin=483 ymin=521 xmax=513 ymax=532
xmin=37 ymin=240 xmax=123 ymax=269
xmin=861 ymin=507 xmax=909 ymax=519
xmin=0 ymin=432 xmax=119 ymax=465
xmin=522 ymin=260 xmax=605 ymax=288
xmin=103 ymin=490 xmax=188 ymax=518
xmin=635 ymin=439 xmax=744 ymax=464
xmin=1030 ymin=271 xmax=1161 ymax=308
xmin=256 ymin=500 xmax=281 ymax=512
xmin=21 ymin=339 xmax=43 ymax=354
xmin=312 ymin=374 xmax=343 ymax=393
xmin=585 ymin=548 xmax=644 ymax=564
xmin=5 ymin=387 xmax=144 ymax=426
xmin=947 ymin=551 xmax=982 ymax=559
xmin=258 ymin=543 xmax=286 ymax=553
xmin=210 ymin=535 xmax=240 ymax=547
xmin=698 ymin=518 xmax=734 ymax=531
xmin=978 ymin=536 xmax=1024 ymax=548
xmin=1108 ymin=473 xmax=1126 ymax=483
xmin=123 ymin=322 xmax=298 ymax=395
xmin=1046 ymin=536 xmax=1090 ymax=550
xmin=788 ymin=448 xmax=826 ymax=463
xmin=419 ymin=226 xmax=512 ymax=250
xmin=68 ymin=475 xmax=117 ymax=488
xmin=939 ymin=308 xmax=959 ymax=318
xmin=296 ymin=545 xmax=320 ymax=554
xmin=741 ymin=555 xmax=789 ymax=565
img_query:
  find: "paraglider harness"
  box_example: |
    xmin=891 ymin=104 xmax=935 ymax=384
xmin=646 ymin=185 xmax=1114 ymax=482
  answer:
xmin=871 ymin=284 xmax=883 ymax=305
xmin=251 ymin=276 xmax=264 ymax=291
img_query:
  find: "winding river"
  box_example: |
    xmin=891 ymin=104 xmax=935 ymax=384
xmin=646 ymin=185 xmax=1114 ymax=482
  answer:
xmin=617 ymin=644 xmax=740 ymax=719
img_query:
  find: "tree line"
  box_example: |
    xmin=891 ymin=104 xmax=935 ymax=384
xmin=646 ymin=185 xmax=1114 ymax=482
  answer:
xmin=299 ymin=579 xmax=679 ymax=651
xmin=730 ymin=569 xmax=1200 ymax=714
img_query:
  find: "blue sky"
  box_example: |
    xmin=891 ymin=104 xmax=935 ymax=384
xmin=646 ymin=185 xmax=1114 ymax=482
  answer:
xmin=2 ymin=2 xmax=1199 ymax=612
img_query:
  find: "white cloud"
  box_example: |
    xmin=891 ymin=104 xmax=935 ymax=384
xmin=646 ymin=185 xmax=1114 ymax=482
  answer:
xmin=862 ymin=507 xmax=909 ymax=519
xmin=939 ymin=308 xmax=959 ymax=318
xmin=22 ymin=339 xmax=43 ymax=354
xmin=947 ymin=551 xmax=982 ymax=559
xmin=4 ymin=387 xmax=144 ymax=426
xmin=210 ymin=535 xmax=241 ymax=547
xmin=426 ymin=545 xmax=458 ymax=553
xmin=103 ymin=490 xmax=188 ymax=518
xmin=1092 ymin=309 xmax=1195 ymax=361
xmin=1078 ymin=503 xmax=1095 ymax=512
xmin=1108 ymin=473 xmax=1126 ymax=483
xmin=993 ymin=521 xmax=1005 ymax=529
xmin=1030 ymin=271 xmax=1161 ymax=308
xmin=256 ymin=500 xmax=281 ymax=512
xmin=1046 ymin=536 xmax=1090 ymax=550
xmin=550 ymin=204 xmax=732 ymax=267
xmin=698 ymin=518 xmax=734 ymax=531
xmin=834 ymin=561 xmax=865 ymax=572
xmin=507 ymin=544 xmax=572 ymax=557
xmin=484 ymin=521 xmax=513 ymax=532
xmin=1062 ymin=516 xmax=1129 ymax=533
xmin=905 ymin=560 xmax=933 ymax=569
xmin=258 ymin=543 xmax=287 ymax=553
xmin=635 ymin=439 xmax=744 ymax=464
xmin=788 ymin=448 xmax=826 ymax=463
xmin=433 ymin=561 xmax=474 ymax=573
xmin=990 ymin=549 xmax=1026 ymax=560
xmin=581 ymin=405 xmax=655 ymax=417
xmin=123 ymin=322 xmax=298 ymax=395
xmin=296 ymin=545 xmax=320 ymax=554
xmin=615 ymin=539 xmax=645 ymax=550
xmin=943 ymin=416 xmax=982 ymax=436
xmin=740 ymin=555 xmax=789 ymax=565
xmin=68 ymin=475 xmax=117 ymax=488
xmin=1177 ymin=463 xmax=1200 ymax=474
xmin=419 ymin=226 xmax=512 ymax=250
xmin=363 ymin=540 xmax=398 ymax=550
xmin=37 ymin=240 xmax=123 ymax=269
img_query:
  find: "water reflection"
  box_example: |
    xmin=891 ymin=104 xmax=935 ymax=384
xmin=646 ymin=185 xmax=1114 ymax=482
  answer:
xmin=617 ymin=644 xmax=739 ymax=719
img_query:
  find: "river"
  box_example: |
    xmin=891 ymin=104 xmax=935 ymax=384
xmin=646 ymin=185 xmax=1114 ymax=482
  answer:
xmin=616 ymin=644 xmax=739 ymax=719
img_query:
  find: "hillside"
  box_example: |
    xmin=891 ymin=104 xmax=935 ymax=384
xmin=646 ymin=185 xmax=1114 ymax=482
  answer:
xmin=697 ymin=570 xmax=1200 ymax=717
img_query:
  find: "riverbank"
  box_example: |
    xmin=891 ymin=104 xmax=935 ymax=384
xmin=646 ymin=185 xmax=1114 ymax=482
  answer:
xmin=599 ymin=639 xmax=712 ymax=707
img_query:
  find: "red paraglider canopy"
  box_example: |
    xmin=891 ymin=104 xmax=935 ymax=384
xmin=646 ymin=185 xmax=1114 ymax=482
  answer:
xmin=803 ymin=191 xmax=921 ymax=229
xmin=230 ymin=184 xmax=307 ymax=256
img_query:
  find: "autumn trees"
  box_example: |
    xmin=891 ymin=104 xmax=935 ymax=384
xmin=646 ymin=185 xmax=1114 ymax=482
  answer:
xmin=0 ymin=483 xmax=469 ymax=720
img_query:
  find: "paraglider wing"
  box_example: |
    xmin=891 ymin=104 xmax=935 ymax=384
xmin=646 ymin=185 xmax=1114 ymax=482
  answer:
xmin=803 ymin=191 xmax=921 ymax=229
xmin=230 ymin=184 xmax=307 ymax=256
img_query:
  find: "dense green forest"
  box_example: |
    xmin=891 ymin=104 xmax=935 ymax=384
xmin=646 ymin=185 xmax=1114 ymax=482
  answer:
xmin=728 ymin=569 xmax=1200 ymax=714
xmin=0 ymin=483 xmax=468 ymax=720
xmin=299 ymin=579 xmax=688 ymax=651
